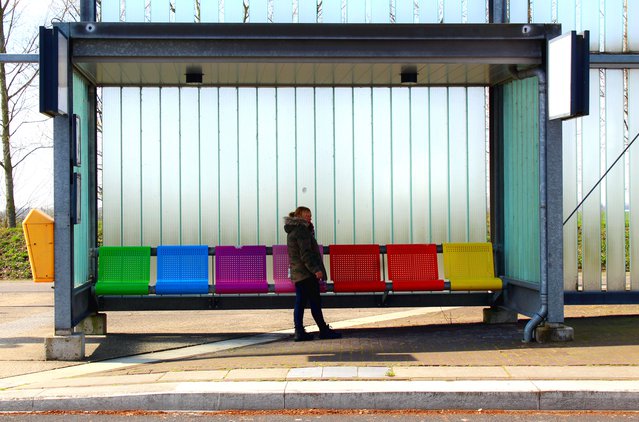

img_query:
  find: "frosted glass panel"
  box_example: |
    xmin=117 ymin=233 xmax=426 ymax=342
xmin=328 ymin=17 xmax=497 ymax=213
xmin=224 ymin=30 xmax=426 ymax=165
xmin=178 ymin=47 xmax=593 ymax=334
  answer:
xmin=467 ymin=87 xmax=486 ymax=242
xmin=141 ymin=88 xmax=161 ymax=246
xmin=532 ymin=0 xmax=552 ymax=23
xmin=151 ymin=0 xmax=170 ymax=22
xmin=257 ymin=89 xmax=277 ymax=245
xmin=175 ymin=0 xmax=194 ymax=22
xmin=347 ymin=0 xmax=366 ymax=22
xmin=200 ymin=1 xmax=219 ymax=22
xmin=315 ymin=89 xmax=335 ymax=243
xmin=353 ymin=88 xmax=373 ymax=243
xmin=391 ymin=88 xmax=411 ymax=243
xmin=371 ymin=0 xmax=390 ymax=23
xmin=277 ymin=88 xmax=297 ymax=244
xmin=322 ymin=0 xmax=342 ymax=23
xmin=125 ymin=0 xmax=145 ymax=22
xmin=295 ymin=88 xmax=316 ymax=219
xmin=429 ymin=87 xmax=449 ymax=243
xmin=395 ymin=1 xmax=414 ymax=23
xmin=102 ymin=88 xmax=122 ymax=246
xmin=372 ymin=88 xmax=391 ymax=243
xmin=557 ymin=0 xmax=576 ymax=32
xmin=630 ymin=70 xmax=639 ymax=290
xmin=160 ymin=88 xmax=181 ymax=244
xmin=420 ymin=0 xmax=439 ymax=23
xmin=121 ymin=88 xmax=142 ymax=245
xmin=582 ymin=0 xmax=600 ymax=51
xmin=509 ymin=0 xmax=528 ymax=23
xmin=467 ymin=0 xmax=486 ymax=23
xmin=630 ymin=0 xmax=639 ymax=52
xmin=448 ymin=87 xmax=468 ymax=242
xmin=581 ymin=70 xmax=602 ymax=290
xmin=238 ymin=88 xmax=258 ymax=244
xmin=443 ymin=0 xmax=462 ymax=23
xmin=250 ymin=0 xmax=268 ymax=22
xmin=225 ymin=1 xmax=246 ymax=22
xmin=410 ymin=88 xmax=430 ymax=243
xmin=562 ymin=119 xmax=578 ymax=291
xmin=604 ymin=0 xmax=623 ymax=52
xmin=334 ymin=88 xmax=355 ymax=243
xmin=299 ymin=0 xmax=317 ymax=22
xmin=180 ymin=88 xmax=201 ymax=244
xmin=101 ymin=0 xmax=120 ymax=21
xmin=273 ymin=0 xmax=293 ymax=22
xmin=200 ymin=89 xmax=219 ymax=246
xmin=218 ymin=88 xmax=239 ymax=244
xmin=604 ymin=70 xmax=626 ymax=290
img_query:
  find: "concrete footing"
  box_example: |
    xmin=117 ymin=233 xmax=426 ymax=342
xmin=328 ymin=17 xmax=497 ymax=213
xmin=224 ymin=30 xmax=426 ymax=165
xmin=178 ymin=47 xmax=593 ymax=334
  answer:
xmin=483 ymin=307 xmax=518 ymax=324
xmin=535 ymin=323 xmax=575 ymax=343
xmin=44 ymin=333 xmax=85 ymax=361
xmin=77 ymin=313 xmax=107 ymax=335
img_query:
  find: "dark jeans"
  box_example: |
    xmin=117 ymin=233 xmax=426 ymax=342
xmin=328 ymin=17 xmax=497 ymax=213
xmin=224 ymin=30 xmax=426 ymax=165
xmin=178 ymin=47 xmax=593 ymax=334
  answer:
xmin=294 ymin=276 xmax=326 ymax=330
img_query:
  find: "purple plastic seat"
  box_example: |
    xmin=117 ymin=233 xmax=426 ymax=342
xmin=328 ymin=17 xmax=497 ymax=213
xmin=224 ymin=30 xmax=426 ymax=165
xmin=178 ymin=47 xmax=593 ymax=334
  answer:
xmin=214 ymin=245 xmax=268 ymax=294
xmin=272 ymin=244 xmax=326 ymax=293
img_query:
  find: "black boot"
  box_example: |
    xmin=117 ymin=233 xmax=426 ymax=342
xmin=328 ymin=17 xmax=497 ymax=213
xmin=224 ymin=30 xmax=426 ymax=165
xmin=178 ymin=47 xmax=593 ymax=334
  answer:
xmin=319 ymin=324 xmax=342 ymax=340
xmin=294 ymin=327 xmax=314 ymax=342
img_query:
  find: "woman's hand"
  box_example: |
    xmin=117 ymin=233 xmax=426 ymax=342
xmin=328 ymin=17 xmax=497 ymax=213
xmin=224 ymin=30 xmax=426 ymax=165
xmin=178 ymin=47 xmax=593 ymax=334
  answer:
xmin=315 ymin=271 xmax=323 ymax=280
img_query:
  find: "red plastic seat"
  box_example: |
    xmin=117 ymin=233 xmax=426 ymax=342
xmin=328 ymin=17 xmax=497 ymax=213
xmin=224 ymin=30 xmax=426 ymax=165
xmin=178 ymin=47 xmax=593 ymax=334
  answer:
xmin=329 ymin=244 xmax=386 ymax=292
xmin=386 ymin=244 xmax=445 ymax=291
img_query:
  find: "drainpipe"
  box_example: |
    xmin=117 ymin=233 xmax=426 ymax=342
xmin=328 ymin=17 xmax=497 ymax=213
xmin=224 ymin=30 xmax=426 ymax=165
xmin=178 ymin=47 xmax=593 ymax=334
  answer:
xmin=508 ymin=65 xmax=548 ymax=342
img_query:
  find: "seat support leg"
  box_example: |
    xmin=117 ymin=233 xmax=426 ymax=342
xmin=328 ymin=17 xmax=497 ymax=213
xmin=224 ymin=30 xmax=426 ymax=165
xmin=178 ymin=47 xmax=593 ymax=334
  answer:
xmin=77 ymin=312 xmax=107 ymax=335
xmin=44 ymin=333 xmax=85 ymax=361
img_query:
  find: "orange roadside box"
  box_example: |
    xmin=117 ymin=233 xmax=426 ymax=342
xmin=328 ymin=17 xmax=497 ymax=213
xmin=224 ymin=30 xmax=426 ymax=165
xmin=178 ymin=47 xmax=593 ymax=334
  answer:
xmin=22 ymin=209 xmax=54 ymax=282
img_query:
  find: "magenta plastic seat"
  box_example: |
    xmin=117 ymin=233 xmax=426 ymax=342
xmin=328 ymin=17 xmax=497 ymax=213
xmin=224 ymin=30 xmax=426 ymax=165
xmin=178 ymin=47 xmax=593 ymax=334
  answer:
xmin=214 ymin=245 xmax=268 ymax=294
xmin=272 ymin=244 xmax=326 ymax=293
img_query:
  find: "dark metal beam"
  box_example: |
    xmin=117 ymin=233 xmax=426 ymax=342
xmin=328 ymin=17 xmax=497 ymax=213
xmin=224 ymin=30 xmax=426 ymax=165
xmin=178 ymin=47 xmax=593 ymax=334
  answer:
xmin=590 ymin=54 xmax=639 ymax=68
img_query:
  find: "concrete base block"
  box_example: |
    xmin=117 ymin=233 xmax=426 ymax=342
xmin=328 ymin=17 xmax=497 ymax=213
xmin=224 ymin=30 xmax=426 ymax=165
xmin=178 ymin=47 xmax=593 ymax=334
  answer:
xmin=77 ymin=313 xmax=107 ymax=335
xmin=535 ymin=323 xmax=575 ymax=343
xmin=483 ymin=307 xmax=518 ymax=324
xmin=44 ymin=333 xmax=85 ymax=361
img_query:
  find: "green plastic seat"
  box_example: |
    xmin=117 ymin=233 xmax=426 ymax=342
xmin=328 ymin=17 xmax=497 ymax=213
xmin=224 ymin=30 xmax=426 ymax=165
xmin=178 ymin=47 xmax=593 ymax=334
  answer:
xmin=95 ymin=246 xmax=150 ymax=295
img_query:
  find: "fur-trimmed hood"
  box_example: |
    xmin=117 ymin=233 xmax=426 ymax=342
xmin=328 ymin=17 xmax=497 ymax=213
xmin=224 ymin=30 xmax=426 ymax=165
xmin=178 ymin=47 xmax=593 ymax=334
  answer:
xmin=283 ymin=216 xmax=311 ymax=233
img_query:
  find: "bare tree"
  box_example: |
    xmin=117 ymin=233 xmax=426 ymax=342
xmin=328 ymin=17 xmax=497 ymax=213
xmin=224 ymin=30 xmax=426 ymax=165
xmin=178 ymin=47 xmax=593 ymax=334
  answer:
xmin=0 ymin=0 xmax=77 ymax=227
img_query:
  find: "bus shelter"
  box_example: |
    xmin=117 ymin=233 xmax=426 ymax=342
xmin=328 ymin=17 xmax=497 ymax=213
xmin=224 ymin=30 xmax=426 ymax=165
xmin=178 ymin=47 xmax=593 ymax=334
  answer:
xmin=41 ymin=19 xmax=571 ymax=360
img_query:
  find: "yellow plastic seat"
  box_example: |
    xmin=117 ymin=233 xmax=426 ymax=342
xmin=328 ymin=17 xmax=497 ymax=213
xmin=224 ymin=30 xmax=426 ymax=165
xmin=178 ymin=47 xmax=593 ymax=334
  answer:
xmin=442 ymin=243 xmax=502 ymax=291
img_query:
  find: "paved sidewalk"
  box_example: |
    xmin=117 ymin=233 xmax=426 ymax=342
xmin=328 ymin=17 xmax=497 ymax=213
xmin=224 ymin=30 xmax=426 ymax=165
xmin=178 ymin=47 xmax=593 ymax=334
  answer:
xmin=1 ymin=280 xmax=638 ymax=411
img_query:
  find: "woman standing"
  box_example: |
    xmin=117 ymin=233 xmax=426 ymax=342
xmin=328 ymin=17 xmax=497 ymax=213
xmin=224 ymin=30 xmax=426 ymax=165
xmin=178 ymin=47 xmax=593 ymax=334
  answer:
xmin=284 ymin=206 xmax=341 ymax=341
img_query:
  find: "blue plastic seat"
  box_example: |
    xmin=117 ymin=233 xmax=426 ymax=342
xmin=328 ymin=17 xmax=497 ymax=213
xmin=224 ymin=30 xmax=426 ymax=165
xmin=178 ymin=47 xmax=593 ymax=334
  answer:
xmin=155 ymin=245 xmax=209 ymax=294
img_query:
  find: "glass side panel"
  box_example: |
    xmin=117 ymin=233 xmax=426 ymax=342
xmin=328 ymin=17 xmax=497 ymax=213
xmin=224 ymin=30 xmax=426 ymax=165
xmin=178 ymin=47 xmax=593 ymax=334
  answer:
xmin=502 ymin=78 xmax=540 ymax=283
xmin=218 ymin=88 xmax=239 ymax=244
xmin=419 ymin=0 xmax=439 ymax=23
xmin=250 ymin=0 xmax=268 ymax=22
xmin=299 ymin=0 xmax=317 ymax=23
xmin=557 ymin=0 xmax=576 ymax=32
xmin=225 ymin=1 xmax=245 ymax=22
xmin=273 ymin=0 xmax=293 ymax=22
xmin=315 ymin=88 xmax=336 ymax=243
xmin=353 ymin=87 xmax=374 ymax=243
xmin=563 ymin=119 xmax=578 ymax=291
xmin=630 ymin=1 xmax=639 ymax=52
xmin=532 ymin=0 xmax=552 ymax=23
xmin=150 ymin=0 xmax=170 ymax=22
xmin=630 ymin=70 xmax=639 ymax=291
xmin=509 ymin=0 xmax=529 ymax=23
xmin=277 ymin=88 xmax=297 ymax=244
xmin=604 ymin=70 xmax=626 ymax=291
xmin=395 ymin=1 xmax=414 ymax=23
xmin=200 ymin=1 xmax=219 ymax=22
xmin=200 ymin=88 xmax=220 ymax=246
xmin=604 ymin=0 xmax=624 ymax=53
xmin=582 ymin=0 xmax=600 ymax=51
xmin=101 ymin=0 xmax=120 ymax=21
xmin=72 ymin=73 xmax=92 ymax=288
xmin=371 ymin=0 xmax=390 ymax=23
xmin=174 ymin=0 xmax=194 ymax=22
xmin=467 ymin=0 xmax=487 ymax=23
xmin=581 ymin=69 xmax=602 ymax=290
xmin=347 ymin=0 xmax=366 ymax=23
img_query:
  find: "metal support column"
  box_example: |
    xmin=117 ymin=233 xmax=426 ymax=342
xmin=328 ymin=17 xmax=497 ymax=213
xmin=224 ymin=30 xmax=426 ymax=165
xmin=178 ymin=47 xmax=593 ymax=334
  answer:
xmin=80 ymin=0 xmax=96 ymax=22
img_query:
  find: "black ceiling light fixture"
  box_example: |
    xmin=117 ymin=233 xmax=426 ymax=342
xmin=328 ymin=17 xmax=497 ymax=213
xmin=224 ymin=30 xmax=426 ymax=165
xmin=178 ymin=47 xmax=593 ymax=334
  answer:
xmin=185 ymin=66 xmax=203 ymax=84
xmin=400 ymin=66 xmax=418 ymax=85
